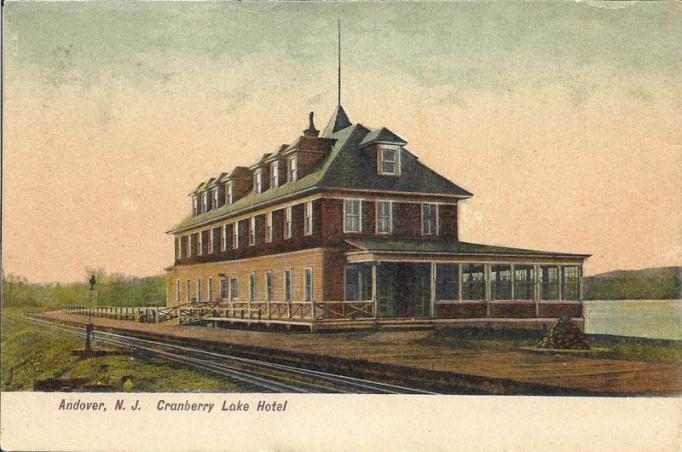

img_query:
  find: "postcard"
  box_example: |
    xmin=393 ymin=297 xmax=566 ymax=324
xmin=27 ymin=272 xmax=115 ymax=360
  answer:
xmin=1 ymin=1 xmax=680 ymax=451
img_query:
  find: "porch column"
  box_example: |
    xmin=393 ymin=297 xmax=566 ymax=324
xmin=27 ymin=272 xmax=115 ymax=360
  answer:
xmin=430 ymin=262 xmax=437 ymax=319
xmin=510 ymin=264 xmax=515 ymax=301
xmin=485 ymin=264 xmax=491 ymax=318
xmin=371 ymin=263 xmax=378 ymax=319
xmin=534 ymin=264 xmax=540 ymax=317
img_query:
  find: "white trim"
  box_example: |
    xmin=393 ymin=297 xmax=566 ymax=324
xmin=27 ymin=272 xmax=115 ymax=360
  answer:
xmin=343 ymin=199 xmax=363 ymax=233
xmin=233 ymin=221 xmax=240 ymax=249
xmin=421 ymin=203 xmax=438 ymax=236
xmin=265 ymin=212 xmax=273 ymax=243
xmin=221 ymin=224 xmax=228 ymax=251
xmin=265 ymin=271 xmax=273 ymax=302
xmin=198 ymin=231 xmax=204 ymax=255
xmin=284 ymin=206 xmax=293 ymax=239
xmin=375 ymin=200 xmax=393 ymax=234
xmin=377 ymin=145 xmax=401 ymax=176
xmin=304 ymin=201 xmax=314 ymax=236
xmin=249 ymin=216 xmax=256 ymax=246
xmin=304 ymin=267 xmax=314 ymax=303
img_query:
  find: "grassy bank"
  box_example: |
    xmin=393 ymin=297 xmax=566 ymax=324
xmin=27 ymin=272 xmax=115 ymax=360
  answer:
xmin=421 ymin=327 xmax=682 ymax=363
xmin=1 ymin=308 xmax=256 ymax=392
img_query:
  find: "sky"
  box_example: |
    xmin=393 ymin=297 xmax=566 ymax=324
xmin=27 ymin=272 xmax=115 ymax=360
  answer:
xmin=2 ymin=1 xmax=681 ymax=283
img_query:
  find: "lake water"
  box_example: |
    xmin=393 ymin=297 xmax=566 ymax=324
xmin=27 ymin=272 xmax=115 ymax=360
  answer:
xmin=584 ymin=299 xmax=682 ymax=340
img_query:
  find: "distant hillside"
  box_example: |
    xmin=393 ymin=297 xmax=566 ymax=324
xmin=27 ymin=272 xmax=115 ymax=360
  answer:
xmin=584 ymin=266 xmax=681 ymax=300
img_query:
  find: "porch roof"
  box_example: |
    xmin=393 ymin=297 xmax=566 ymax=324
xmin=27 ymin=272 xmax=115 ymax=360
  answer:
xmin=345 ymin=238 xmax=590 ymax=259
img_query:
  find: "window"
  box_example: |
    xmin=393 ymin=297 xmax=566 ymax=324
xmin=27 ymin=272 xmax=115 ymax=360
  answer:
xmin=249 ymin=273 xmax=256 ymax=302
xmin=208 ymin=277 xmax=214 ymax=301
xmin=198 ymin=231 xmax=203 ymax=256
xmin=176 ymin=279 xmax=181 ymax=303
xmin=284 ymin=207 xmax=292 ymax=239
xmin=514 ymin=265 xmax=535 ymax=300
xmin=213 ymin=188 xmax=219 ymax=208
xmin=175 ymin=237 xmax=180 ymax=259
xmin=304 ymin=268 xmax=313 ymax=302
xmin=265 ymin=212 xmax=273 ymax=243
xmin=220 ymin=278 xmax=228 ymax=299
xmin=284 ymin=270 xmax=292 ymax=302
xmin=271 ymin=161 xmax=280 ymax=188
xmin=344 ymin=199 xmax=362 ymax=232
xmin=209 ymin=229 xmax=214 ymax=254
xmin=461 ymin=264 xmax=485 ymax=300
xmin=379 ymin=147 xmax=399 ymax=175
xmin=233 ymin=221 xmax=240 ymax=249
xmin=288 ymin=156 xmax=298 ymax=182
xmin=422 ymin=203 xmax=438 ymax=235
xmin=192 ymin=196 xmax=198 ymax=215
xmin=197 ymin=278 xmax=203 ymax=301
xmin=561 ymin=266 xmax=581 ymax=300
xmin=436 ymin=263 xmax=459 ymax=300
xmin=188 ymin=234 xmax=194 ymax=256
xmin=376 ymin=201 xmax=392 ymax=234
xmin=230 ymin=277 xmax=239 ymax=301
xmin=221 ymin=225 xmax=227 ymax=251
xmin=541 ymin=266 xmax=560 ymax=300
xmin=265 ymin=272 xmax=273 ymax=302
xmin=249 ymin=217 xmax=256 ymax=246
xmin=202 ymin=192 xmax=208 ymax=213
xmin=345 ymin=265 xmax=371 ymax=301
xmin=490 ymin=265 xmax=512 ymax=301
xmin=186 ymin=280 xmax=191 ymax=303
xmin=304 ymin=202 xmax=314 ymax=235
xmin=226 ymin=182 xmax=233 ymax=204
xmin=255 ymin=169 xmax=262 ymax=194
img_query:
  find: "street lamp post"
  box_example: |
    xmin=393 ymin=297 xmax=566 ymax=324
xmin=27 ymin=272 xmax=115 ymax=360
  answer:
xmin=85 ymin=275 xmax=96 ymax=352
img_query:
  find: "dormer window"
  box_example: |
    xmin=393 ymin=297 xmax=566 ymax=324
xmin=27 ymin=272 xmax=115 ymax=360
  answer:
xmin=226 ymin=182 xmax=233 ymax=204
xmin=192 ymin=196 xmax=198 ymax=216
xmin=255 ymin=170 xmax=263 ymax=194
xmin=378 ymin=147 xmax=400 ymax=176
xmin=212 ymin=188 xmax=219 ymax=208
xmin=271 ymin=161 xmax=280 ymax=188
xmin=288 ymin=156 xmax=298 ymax=182
xmin=202 ymin=192 xmax=209 ymax=213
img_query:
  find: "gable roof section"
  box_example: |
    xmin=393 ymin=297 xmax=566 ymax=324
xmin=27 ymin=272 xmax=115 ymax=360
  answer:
xmin=359 ymin=127 xmax=407 ymax=146
xmin=169 ymin=121 xmax=472 ymax=233
xmin=346 ymin=238 xmax=590 ymax=259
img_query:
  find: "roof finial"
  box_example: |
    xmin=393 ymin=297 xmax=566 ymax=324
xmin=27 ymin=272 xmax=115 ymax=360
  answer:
xmin=337 ymin=19 xmax=341 ymax=107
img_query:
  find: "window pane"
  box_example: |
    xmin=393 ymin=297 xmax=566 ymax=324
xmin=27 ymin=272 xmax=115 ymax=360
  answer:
xmin=345 ymin=200 xmax=361 ymax=232
xmin=541 ymin=266 xmax=560 ymax=300
xmin=436 ymin=263 xmax=459 ymax=300
xmin=561 ymin=266 xmax=580 ymax=300
xmin=514 ymin=265 xmax=535 ymax=300
xmin=461 ymin=264 xmax=485 ymax=300
xmin=490 ymin=265 xmax=512 ymax=300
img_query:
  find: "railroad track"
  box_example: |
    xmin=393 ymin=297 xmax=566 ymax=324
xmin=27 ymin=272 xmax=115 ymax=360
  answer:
xmin=19 ymin=315 xmax=439 ymax=395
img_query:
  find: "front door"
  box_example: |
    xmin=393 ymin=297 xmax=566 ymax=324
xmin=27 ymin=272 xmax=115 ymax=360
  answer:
xmin=376 ymin=263 xmax=431 ymax=318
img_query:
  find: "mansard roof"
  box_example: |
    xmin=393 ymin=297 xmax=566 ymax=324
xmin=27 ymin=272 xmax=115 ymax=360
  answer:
xmin=169 ymin=107 xmax=473 ymax=233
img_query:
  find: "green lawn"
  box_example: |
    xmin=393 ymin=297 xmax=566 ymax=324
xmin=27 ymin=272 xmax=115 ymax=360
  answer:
xmin=1 ymin=308 xmax=257 ymax=392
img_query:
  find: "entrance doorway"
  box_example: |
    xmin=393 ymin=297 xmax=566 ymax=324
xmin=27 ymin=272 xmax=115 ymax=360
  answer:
xmin=376 ymin=263 xmax=431 ymax=318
